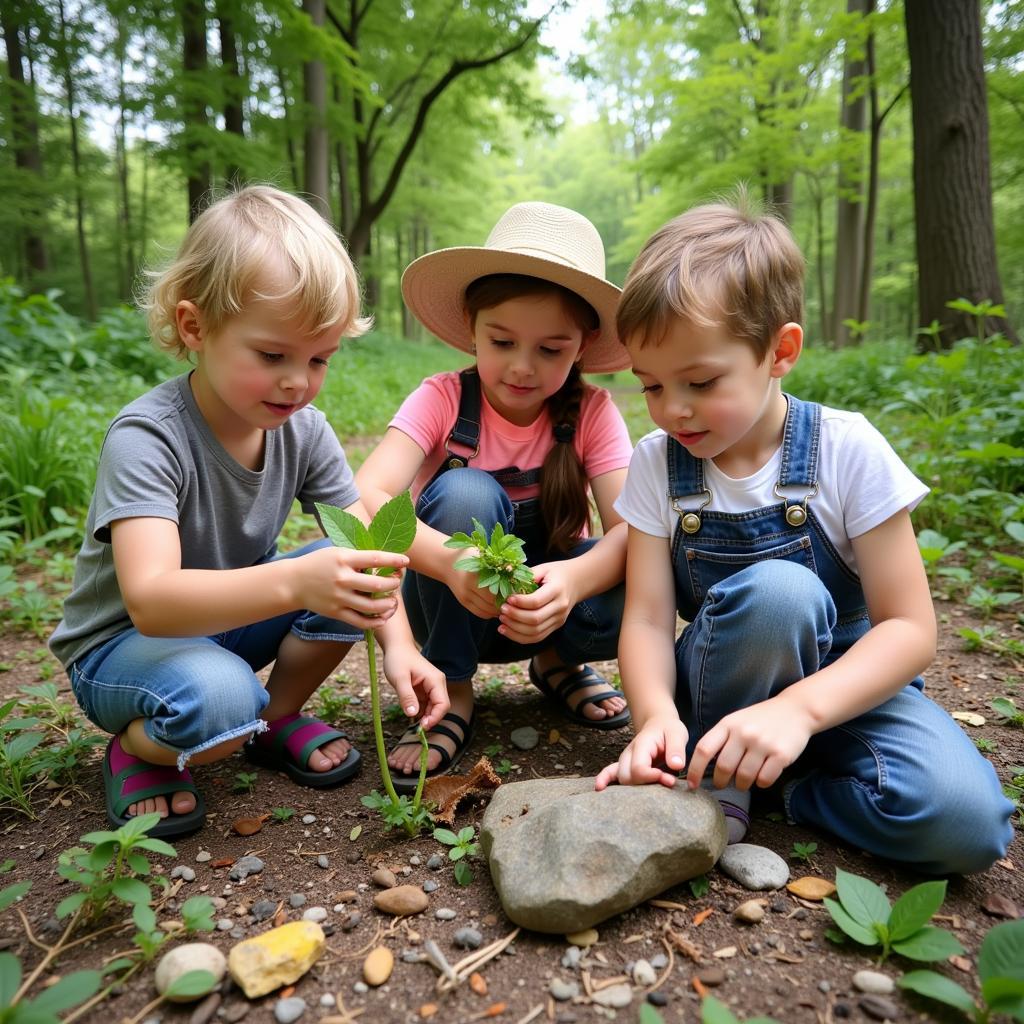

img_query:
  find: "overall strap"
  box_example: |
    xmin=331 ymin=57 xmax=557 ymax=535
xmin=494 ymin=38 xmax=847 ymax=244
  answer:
xmin=774 ymin=394 xmax=821 ymax=527
xmin=444 ymin=368 xmax=482 ymax=468
xmin=666 ymin=436 xmax=711 ymax=535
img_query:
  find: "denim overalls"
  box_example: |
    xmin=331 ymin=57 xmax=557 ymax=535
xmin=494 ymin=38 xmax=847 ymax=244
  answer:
xmin=403 ymin=369 xmax=624 ymax=682
xmin=666 ymin=395 xmax=1013 ymax=875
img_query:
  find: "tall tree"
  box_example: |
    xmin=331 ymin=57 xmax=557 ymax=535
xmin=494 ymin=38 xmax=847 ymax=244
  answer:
xmin=181 ymin=0 xmax=212 ymax=221
xmin=217 ymin=0 xmax=245 ymax=185
xmin=302 ymin=0 xmax=328 ymax=216
xmin=904 ymin=0 xmax=1016 ymax=346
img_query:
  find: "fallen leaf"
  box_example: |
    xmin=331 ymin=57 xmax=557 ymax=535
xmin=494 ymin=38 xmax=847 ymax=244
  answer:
xmin=419 ymin=1005 xmax=438 ymax=1019
xmin=949 ymin=955 xmax=973 ymax=973
xmin=712 ymin=946 xmax=737 ymax=959
xmin=997 ymin=858 xmax=1016 ymax=871
xmin=548 ymin=729 xmax=560 ymax=744
xmin=425 ymin=757 xmax=502 ymax=826
xmin=211 ymin=858 xmax=234 ymax=869
xmin=483 ymin=1003 xmax=507 ymax=1017
xmin=982 ymin=893 xmax=1021 ymax=919
xmin=693 ymin=908 xmax=714 ymax=926
xmin=350 ymin=825 xmax=362 ymax=841
xmin=951 ymin=711 xmax=986 ymax=727
xmin=786 ymin=876 xmax=836 ymax=901
xmin=232 ymin=815 xmax=268 ymax=836
xmin=692 ymin=977 xmax=709 ymax=998
xmin=469 ymin=972 xmax=487 ymax=996
xmin=273 ymin=907 xmax=288 ymax=927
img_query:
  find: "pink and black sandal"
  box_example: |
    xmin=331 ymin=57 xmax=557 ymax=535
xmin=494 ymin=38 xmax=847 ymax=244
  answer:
xmin=103 ymin=735 xmax=206 ymax=838
xmin=245 ymin=713 xmax=361 ymax=788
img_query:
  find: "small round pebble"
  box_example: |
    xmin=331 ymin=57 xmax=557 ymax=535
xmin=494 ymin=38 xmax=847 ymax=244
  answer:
xmin=549 ymin=979 xmax=579 ymax=1001
xmin=422 ymin=880 xmax=439 ymax=893
xmin=409 ymin=855 xmax=421 ymax=866
xmin=632 ymin=959 xmax=657 ymax=986
xmin=650 ymin=953 xmax=668 ymax=970
xmin=352 ymin=982 xmax=368 ymax=995
xmin=216 ymin=919 xmax=233 ymax=931
xmin=427 ymin=854 xmax=445 ymax=870
xmin=510 ymin=726 xmax=539 ymax=750
xmin=302 ymin=814 xmax=316 ymax=824
xmin=453 ymin=927 xmax=482 ymax=949
xmin=273 ymin=996 xmax=306 ymax=1024
xmin=288 ymin=894 xmax=307 ymax=908
xmin=195 ymin=851 xmax=212 ymax=863
xmin=853 ymin=970 xmax=895 ymax=996
xmin=341 ymin=911 xmax=362 ymax=932
xmin=302 ymin=906 xmax=328 ymax=923
xmin=316 ymin=856 xmax=329 ymax=869
xmin=319 ymin=994 xmax=335 ymax=1008
xmin=171 ymin=866 xmax=196 ymax=882
xmin=228 ymin=856 xmax=264 ymax=881
xmin=228 ymin=927 xmax=245 ymax=939
xmin=251 ymin=900 xmax=276 ymax=922
xmin=435 ymin=908 xmax=457 ymax=921
xmin=647 ymin=991 xmax=669 ymax=1007
xmin=561 ymin=946 xmax=582 ymax=969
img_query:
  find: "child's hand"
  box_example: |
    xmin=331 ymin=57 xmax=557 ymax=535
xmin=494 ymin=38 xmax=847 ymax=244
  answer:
xmin=594 ymin=715 xmax=689 ymax=790
xmin=382 ymin=644 xmax=450 ymax=732
xmin=497 ymin=560 xmax=575 ymax=645
xmin=298 ymin=546 xmax=407 ymax=628
xmin=445 ymin=547 xmax=501 ymax=620
xmin=685 ymin=698 xmax=814 ymax=792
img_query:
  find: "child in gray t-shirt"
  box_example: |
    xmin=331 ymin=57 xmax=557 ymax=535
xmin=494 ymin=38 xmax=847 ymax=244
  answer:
xmin=49 ymin=185 xmax=448 ymax=838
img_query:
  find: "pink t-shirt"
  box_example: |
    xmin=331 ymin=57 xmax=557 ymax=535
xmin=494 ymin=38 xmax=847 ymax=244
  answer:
xmin=390 ymin=371 xmax=633 ymax=506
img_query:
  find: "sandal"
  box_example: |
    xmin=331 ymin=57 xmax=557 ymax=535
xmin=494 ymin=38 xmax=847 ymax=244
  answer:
xmin=245 ymin=713 xmax=361 ymax=788
xmin=528 ymin=660 xmax=631 ymax=730
xmin=103 ymin=735 xmax=206 ymax=838
xmin=389 ymin=710 xmax=476 ymax=795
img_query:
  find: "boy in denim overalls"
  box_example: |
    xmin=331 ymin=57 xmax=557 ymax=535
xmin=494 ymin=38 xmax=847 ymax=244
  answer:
xmin=595 ymin=199 xmax=1013 ymax=875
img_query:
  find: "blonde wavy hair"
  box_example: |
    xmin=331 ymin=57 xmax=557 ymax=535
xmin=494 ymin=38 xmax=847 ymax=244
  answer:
xmin=141 ymin=185 xmax=372 ymax=358
xmin=617 ymin=190 xmax=804 ymax=361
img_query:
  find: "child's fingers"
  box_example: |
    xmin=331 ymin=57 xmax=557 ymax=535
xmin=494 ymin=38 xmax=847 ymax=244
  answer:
xmin=685 ymin=725 xmax=726 ymax=789
xmin=388 ymin=675 xmax=422 ymax=720
xmin=755 ymin=753 xmax=789 ymax=788
xmin=347 ymin=550 xmax=410 ymax=571
xmin=594 ymin=762 xmax=620 ymax=790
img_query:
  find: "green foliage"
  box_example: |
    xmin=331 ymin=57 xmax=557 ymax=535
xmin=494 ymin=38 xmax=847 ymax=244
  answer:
xmin=434 ymin=826 xmax=480 ymax=886
xmin=791 ymin=841 xmax=818 ymax=863
xmin=444 ymin=518 xmax=537 ymax=607
xmin=232 ymin=771 xmax=258 ymax=794
xmin=991 ymin=697 xmax=1024 ymax=727
xmin=899 ymin=919 xmax=1024 ymax=1022
xmin=318 ymin=493 xmax=433 ymax=835
xmin=0 ymin=953 xmax=101 ymax=1024
xmin=700 ymin=995 xmax=780 ymax=1024
xmin=823 ymin=868 xmax=963 ymax=964
xmin=271 ymin=807 xmax=296 ymax=823
xmin=688 ymin=874 xmax=710 ymax=899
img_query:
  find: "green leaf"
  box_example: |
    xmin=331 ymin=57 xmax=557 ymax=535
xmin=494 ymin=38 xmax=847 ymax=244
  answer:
xmin=0 ymin=952 xmax=22 ymax=1008
xmin=433 ymin=828 xmax=458 ymax=846
xmin=30 ymin=969 xmax=101 ymax=1015
xmin=701 ymin=996 xmax=741 ymax=1024
xmin=315 ymin=502 xmax=372 ymax=550
xmin=898 ymin=970 xmax=976 ymax=1013
xmin=112 ymin=877 xmax=152 ymax=905
xmin=0 ymin=880 xmax=31 ymax=912
xmin=55 ymin=893 xmax=87 ymax=919
xmin=983 ymin=977 xmax=1024 ymax=1006
xmin=639 ymin=1005 xmax=666 ymax=1024
xmin=449 ymin=847 xmax=465 ymax=861
xmin=822 ymin=897 xmax=878 ymax=946
xmin=888 ymin=879 xmax=946 ymax=940
xmin=891 ymin=925 xmax=965 ymax=961
xmin=979 ymin=920 xmax=1024 ymax=985
xmin=132 ymin=837 xmax=178 ymax=857
xmin=835 ymin=868 xmax=891 ymax=928
xmin=132 ymin=901 xmax=157 ymax=932
xmin=163 ymin=968 xmax=217 ymax=1000
xmin=125 ymin=853 xmax=150 ymax=875
xmin=444 ymin=531 xmax=474 ymax=549
xmin=368 ymin=492 xmax=416 ymax=553
xmin=453 ymin=861 xmax=473 ymax=886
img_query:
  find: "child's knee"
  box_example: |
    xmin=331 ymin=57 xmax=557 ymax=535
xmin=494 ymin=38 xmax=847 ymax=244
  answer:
xmin=417 ymin=468 xmax=512 ymax=534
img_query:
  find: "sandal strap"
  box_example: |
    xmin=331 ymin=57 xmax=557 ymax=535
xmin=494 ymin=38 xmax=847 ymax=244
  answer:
xmin=262 ymin=714 xmax=348 ymax=769
xmin=548 ymin=666 xmax=623 ymax=703
xmin=110 ymin=759 xmax=197 ymax=818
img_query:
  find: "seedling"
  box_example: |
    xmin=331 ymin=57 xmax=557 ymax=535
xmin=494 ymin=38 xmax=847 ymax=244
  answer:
xmin=790 ymin=841 xmax=818 ymax=863
xmin=434 ymin=825 xmax=480 ymax=886
xmin=899 ymin=918 xmax=1024 ymax=1022
xmin=0 ymin=953 xmax=101 ymax=1024
xmin=444 ymin=518 xmax=537 ymax=607
xmin=974 ymin=737 xmax=998 ymax=753
xmin=823 ymin=867 xmax=964 ymax=964
xmin=271 ymin=807 xmax=295 ymax=823
xmin=688 ymin=874 xmax=710 ymax=899
xmin=991 ymin=697 xmax=1024 ymax=728
xmin=316 ymin=494 xmax=433 ymax=836
xmin=699 ymin=996 xmax=781 ymax=1023
xmin=494 ymin=757 xmax=516 ymax=775
xmin=232 ymin=771 xmax=258 ymax=794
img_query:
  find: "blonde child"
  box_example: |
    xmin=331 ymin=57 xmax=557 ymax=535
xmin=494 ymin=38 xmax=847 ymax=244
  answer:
xmin=595 ymin=199 xmax=1014 ymax=873
xmin=357 ymin=202 xmax=634 ymax=790
xmin=49 ymin=185 xmax=448 ymax=837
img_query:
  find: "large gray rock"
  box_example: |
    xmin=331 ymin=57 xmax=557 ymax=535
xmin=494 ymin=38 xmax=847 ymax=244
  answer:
xmin=480 ymin=777 xmax=726 ymax=933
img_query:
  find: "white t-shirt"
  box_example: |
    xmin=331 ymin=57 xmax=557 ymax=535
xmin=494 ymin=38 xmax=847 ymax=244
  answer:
xmin=614 ymin=405 xmax=928 ymax=575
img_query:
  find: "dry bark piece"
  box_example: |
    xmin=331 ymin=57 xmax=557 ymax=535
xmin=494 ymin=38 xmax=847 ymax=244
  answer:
xmin=786 ymin=876 xmax=837 ymax=901
xmin=982 ymin=893 xmax=1021 ymax=919
xmin=424 ymin=757 xmax=502 ymax=825
xmin=232 ymin=815 xmax=268 ymax=836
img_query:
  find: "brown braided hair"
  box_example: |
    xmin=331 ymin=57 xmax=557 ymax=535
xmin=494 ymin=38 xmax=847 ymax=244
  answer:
xmin=464 ymin=274 xmax=597 ymax=554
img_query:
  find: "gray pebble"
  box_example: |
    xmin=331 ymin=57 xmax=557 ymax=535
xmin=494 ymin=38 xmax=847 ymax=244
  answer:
xmin=549 ymin=979 xmax=579 ymax=1001
xmin=188 ymin=992 xmax=221 ymax=1024
xmin=302 ymin=907 xmax=328 ymax=923
xmin=401 ymin=951 xmax=425 ymax=963
xmin=288 ymin=894 xmax=307 ymax=908
xmin=818 ymin=980 xmax=831 ymax=993
xmin=859 ymin=995 xmax=900 ymax=1021
xmin=717 ymin=844 xmax=790 ymax=891
xmin=216 ymin=919 xmax=234 ymax=931
xmin=435 ymin=908 xmax=457 ymax=921
xmin=853 ymin=970 xmax=895 ymax=996
xmin=195 ymin=851 xmax=212 ymax=863
xmin=632 ymin=959 xmax=657 ymax=986
xmin=352 ymin=982 xmax=368 ymax=994
xmin=302 ymin=814 xmax=316 ymax=824
xmin=319 ymin=994 xmax=335 ymax=1008
xmin=510 ymin=726 xmax=539 ymax=750
xmin=171 ymin=866 xmax=196 ymax=882
xmin=228 ymin=927 xmax=245 ymax=939
xmin=647 ymin=991 xmax=669 ymax=1007
xmin=316 ymin=855 xmax=329 ymax=869
xmin=228 ymin=856 xmax=264 ymax=881
xmin=409 ymin=855 xmax=421 ymax=866
xmin=561 ymin=946 xmax=582 ymax=969
xmin=221 ymin=1003 xmax=249 ymax=1023
xmin=422 ymin=880 xmax=439 ymax=893
xmin=649 ymin=953 xmax=668 ymax=970
xmin=273 ymin=997 xmax=306 ymax=1024
xmin=251 ymin=900 xmax=277 ymax=922
xmin=141 ymin=1017 xmax=162 ymax=1024
xmin=427 ymin=854 xmax=445 ymax=870
xmin=341 ymin=911 xmax=361 ymax=932
xmin=453 ymin=927 xmax=482 ymax=949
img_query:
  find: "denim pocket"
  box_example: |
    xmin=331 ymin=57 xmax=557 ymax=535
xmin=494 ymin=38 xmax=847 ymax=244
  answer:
xmin=685 ymin=534 xmax=817 ymax=605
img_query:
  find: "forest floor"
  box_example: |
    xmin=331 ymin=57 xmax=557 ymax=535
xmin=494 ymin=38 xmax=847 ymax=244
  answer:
xmin=0 ymin=595 xmax=1021 ymax=1024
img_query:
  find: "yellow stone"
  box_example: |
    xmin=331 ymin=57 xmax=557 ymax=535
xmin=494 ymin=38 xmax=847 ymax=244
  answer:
xmin=565 ymin=928 xmax=599 ymax=947
xmin=227 ymin=921 xmax=326 ymax=999
xmin=363 ymin=946 xmax=394 ymax=986
xmin=786 ymin=876 xmax=837 ymax=901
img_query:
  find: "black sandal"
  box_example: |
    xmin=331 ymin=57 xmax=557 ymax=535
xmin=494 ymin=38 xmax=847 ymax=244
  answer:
xmin=528 ymin=661 xmax=631 ymax=730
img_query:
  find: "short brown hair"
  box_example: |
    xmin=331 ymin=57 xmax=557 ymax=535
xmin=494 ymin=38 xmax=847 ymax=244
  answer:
xmin=617 ymin=195 xmax=804 ymax=361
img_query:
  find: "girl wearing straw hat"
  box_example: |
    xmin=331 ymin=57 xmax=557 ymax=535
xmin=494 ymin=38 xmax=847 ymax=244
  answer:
xmin=357 ymin=202 xmax=634 ymax=789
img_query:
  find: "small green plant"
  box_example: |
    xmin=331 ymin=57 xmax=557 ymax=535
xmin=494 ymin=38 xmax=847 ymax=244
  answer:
xmin=494 ymin=757 xmax=516 ymax=775
xmin=823 ymin=868 xmax=964 ymax=964
xmin=991 ymin=697 xmax=1024 ymax=727
xmin=917 ymin=529 xmax=970 ymax=586
xmin=700 ymin=995 xmax=780 ymax=1023
xmin=0 ymin=953 xmax=101 ymax=1024
xmin=271 ymin=807 xmax=295 ymax=823
xmin=232 ymin=770 xmax=258 ymax=794
xmin=444 ymin=518 xmax=537 ymax=607
xmin=311 ymin=683 xmax=361 ymax=726
xmin=689 ymin=874 xmax=710 ymax=899
xmin=946 ymin=297 xmax=1006 ymax=348
xmin=434 ymin=825 xmax=479 ymax=886
xmin=316 ymin=493 xmax=434 ymax=836
xmin=791 ymin=841 xmax=818 ymax=863
xmin=899 ymin=919 xmax=1024 ymax=1022
xmin=967 ymin=584 xmax=1021 ymax=620
xmin=974 ymin=737 xmax=998 ymax=753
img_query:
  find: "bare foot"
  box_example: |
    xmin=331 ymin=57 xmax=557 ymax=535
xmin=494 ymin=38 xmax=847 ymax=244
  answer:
xmin=387 ymin=680 xmax=473 ymax=777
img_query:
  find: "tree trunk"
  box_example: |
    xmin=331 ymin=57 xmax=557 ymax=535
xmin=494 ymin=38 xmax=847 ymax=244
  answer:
xmin=182 ymin=0 xmax=212 ymax=223
xmin=2 ymin=8 xmax=48 ymax=276
xmin=57 ymin=0 xmax=96 ymax=320
xmin=768 ymin=178 xmax=793 ymax=225
xmin=217 ymin=0 xmax=245 ymax=186
xmin=302 ymin=0 xmax=330 ymax=218
xmin=333 ymin=77 xmax=353 ymax=237
xmin=114 ymin=22 xmax=135 ymax=299
xmin=275 ymin=65 xmax=300 ymax=191
xmin=904 ymin=0 xmax=1017 ymax=346
xmin=832 ymin=0 xmax=868 ymax=348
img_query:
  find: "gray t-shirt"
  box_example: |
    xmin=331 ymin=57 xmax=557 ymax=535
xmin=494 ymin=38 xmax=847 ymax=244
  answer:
xmin=49 ymin=372 xmax=359 ymax=668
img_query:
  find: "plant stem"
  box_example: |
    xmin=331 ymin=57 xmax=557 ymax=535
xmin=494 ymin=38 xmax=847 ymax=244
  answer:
xmin=365 ymin=628 xmax=401 ymax=808
xmin=412 ymin=727 xmax=429 ymax=814
xmin=12 ymin=907 xmax=83 ymax=1003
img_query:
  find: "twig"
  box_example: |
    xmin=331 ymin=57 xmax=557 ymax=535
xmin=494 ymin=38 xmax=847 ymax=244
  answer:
xmin=64 ymin=958 xmax=146 ymax=1024
xmin=513 ymin=1004 xmax=544 ymax=1024
xmin=424 ymin=939 xmax=457 ymax=984
xmin=649 ymin=936 xmax=675 ymax=992
xmin=436 ymin=927 xmax=520 ymax=993
xmin=12 ymin=907 xmax=83 ymax=1003
xmin=121 ymin=991 xmax=166 ymax=1024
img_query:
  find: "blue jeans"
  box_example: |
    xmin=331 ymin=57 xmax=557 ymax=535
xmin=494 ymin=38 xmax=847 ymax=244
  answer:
xmin=676 ymin=559 xmax=1015 ymax=875
xmin=68 ymin=539 xmax=362 ymax=769
xmin=403 ymin=468 xmax=624 ymax=681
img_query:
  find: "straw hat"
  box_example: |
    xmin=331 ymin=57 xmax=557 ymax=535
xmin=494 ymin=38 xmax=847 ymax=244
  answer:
xmin=401 ymin=202 xmax=630 ymax=373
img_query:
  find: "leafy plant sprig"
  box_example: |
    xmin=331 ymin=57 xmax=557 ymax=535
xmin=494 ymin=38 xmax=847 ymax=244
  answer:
xmin=791 ymin=841 xmax=818 ymax=863
xmin=316 ymin=493 xmax=434 ymax=835
xmin=899 ymin=919 xmax=1024 ymax=1022
xmin=433 ymin=826 xmax=480 ymax=886
xmin=444 ymin=518 xmax=536 ymax=607
xmin=232 ymin=770 xmax=258 ymax=794
xmin=823 ymin=868 xmax=964 ymax=964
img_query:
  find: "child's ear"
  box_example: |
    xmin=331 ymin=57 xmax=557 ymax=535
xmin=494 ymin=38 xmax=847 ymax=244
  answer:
xmin=577 ymin=327 xmax=600 ymax=361
xmin=768 ymin=322 xmax=802 ymax=379
xmin=176 ymin=301 xmax=204 ymax=354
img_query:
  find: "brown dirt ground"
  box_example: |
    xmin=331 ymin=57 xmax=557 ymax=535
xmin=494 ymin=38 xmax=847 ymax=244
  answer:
xmin=0 ymin=599 xmax=1021 ymax=1024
